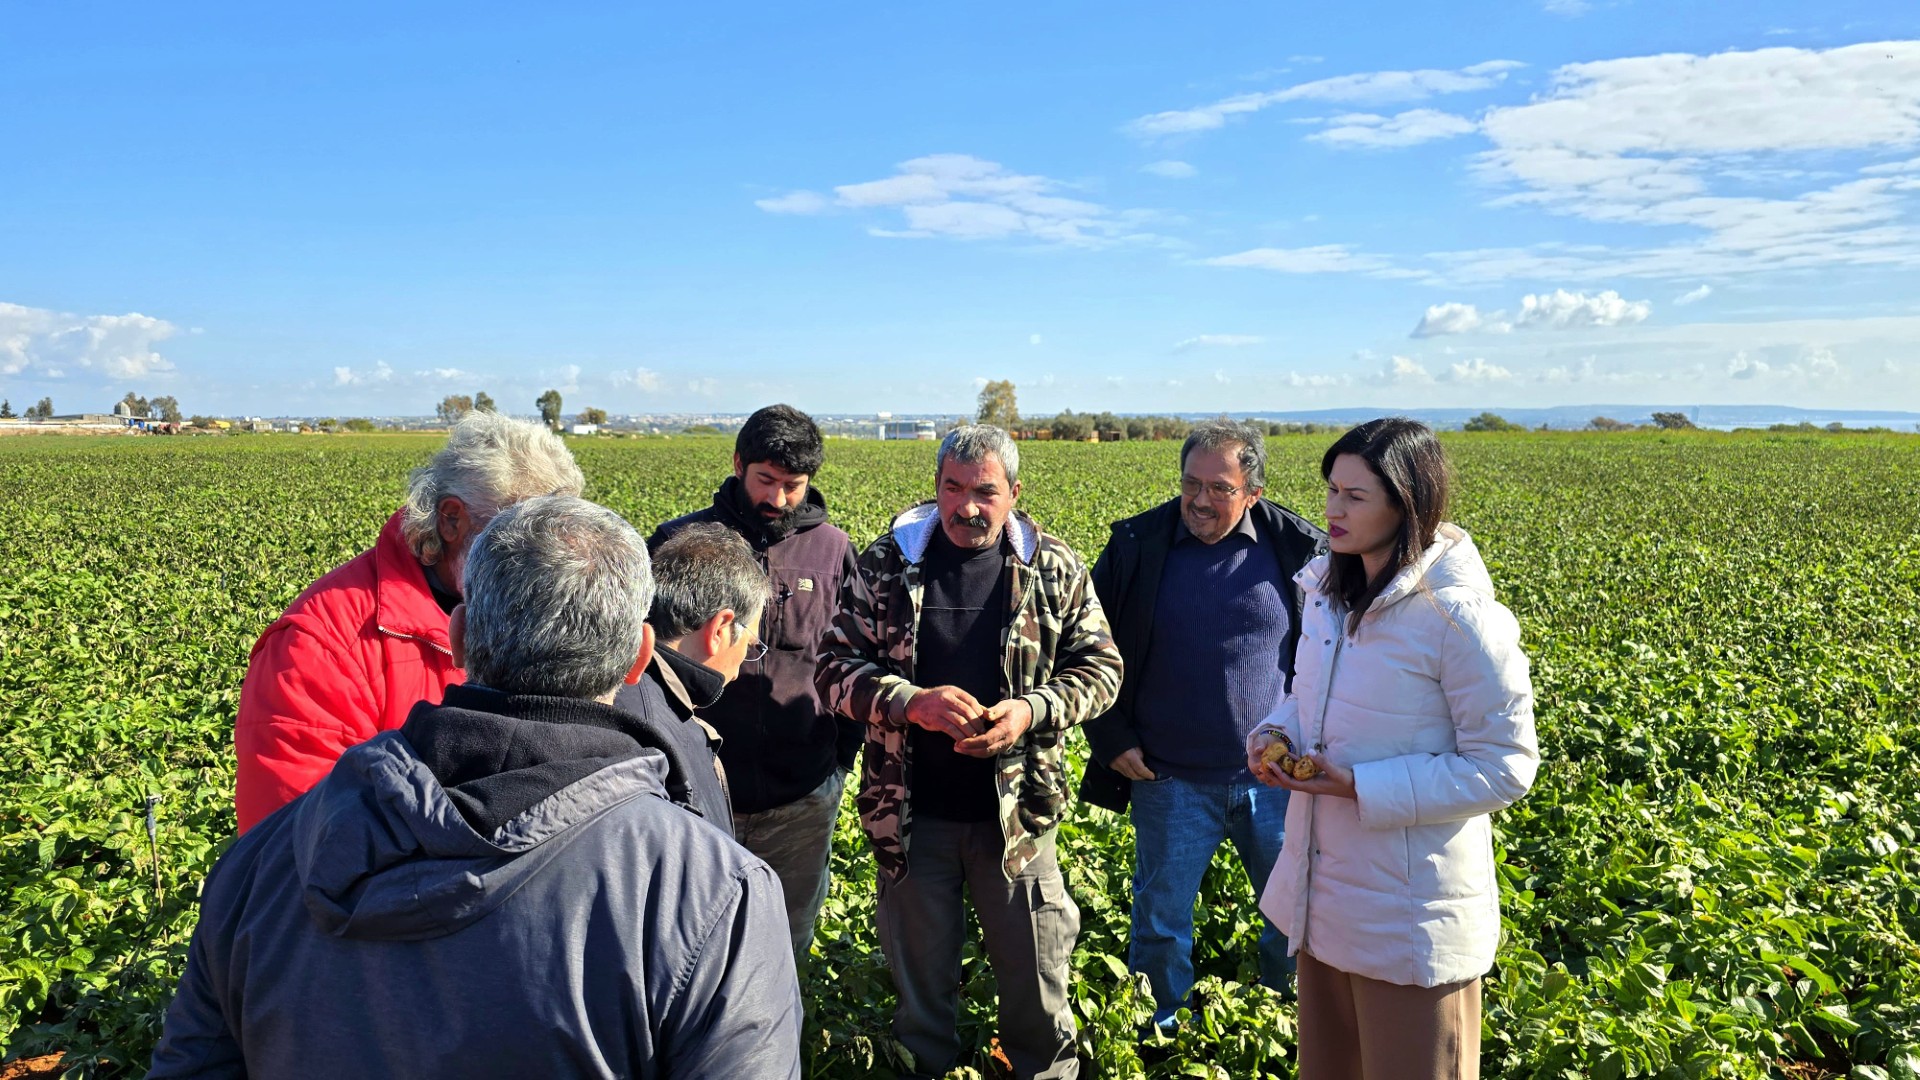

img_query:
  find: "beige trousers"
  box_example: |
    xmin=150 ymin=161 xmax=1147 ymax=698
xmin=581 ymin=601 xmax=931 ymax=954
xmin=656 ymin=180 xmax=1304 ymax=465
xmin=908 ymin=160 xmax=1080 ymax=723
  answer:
xmin=1295 ymin=950 xmax=1482 ymax=1080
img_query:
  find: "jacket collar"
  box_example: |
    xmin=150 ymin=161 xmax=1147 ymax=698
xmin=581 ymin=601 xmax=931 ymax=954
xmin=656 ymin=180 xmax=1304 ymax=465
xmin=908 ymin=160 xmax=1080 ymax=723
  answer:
xmin=654 ymin=643 xmax=727 ymax=711
xmin=371 ymin=510 xmax=453 ymax=654
xmin=890 ymin=501 xmax=1039 ymax=566
xmin=1295 ymin=523 xmax=1488 ymax=614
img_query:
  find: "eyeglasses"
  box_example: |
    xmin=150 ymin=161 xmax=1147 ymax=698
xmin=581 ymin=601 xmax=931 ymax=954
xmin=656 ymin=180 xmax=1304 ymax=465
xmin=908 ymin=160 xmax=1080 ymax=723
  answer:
xmin=1179 ymin=477 xmax=1249 ymax=500
xmin=742 ymin=634 xmax=769 ymax=663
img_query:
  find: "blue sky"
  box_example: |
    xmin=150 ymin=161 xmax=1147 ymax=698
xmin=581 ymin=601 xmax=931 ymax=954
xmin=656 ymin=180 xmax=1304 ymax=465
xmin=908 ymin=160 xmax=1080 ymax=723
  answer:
xmin=6 ymin=1 xmax=1920 ymax=417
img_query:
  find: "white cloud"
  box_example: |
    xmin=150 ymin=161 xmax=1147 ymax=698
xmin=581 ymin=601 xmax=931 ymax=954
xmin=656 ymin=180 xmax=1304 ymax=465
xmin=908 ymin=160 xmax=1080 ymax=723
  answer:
xmin=1174 ymin=334 xmax=1266 ymax=350
xmin=814 ymin=154 xmax=1160 ymax=247
xmin=1412 ymin=302 xmax=1510 ymax=337
xmin=1282 ymin=371 xmax=1353 ymax=388
xmin=1543 ymin=0 xmax=1591 ymax=15
xmin=1441 ymin=356 xmax=1515 ymax=382
xmin=687 ymin=377 xmax=721 ymax=396
xmin=1803 ymin=346 xmax=1841 ymax=377
xmin=0 ymin=301 xmax=180 ymax=379
xmin=1142 ymin=160 xmax=1198 ymax=178
xmin=333 ymin=361 xmax=394 ymax=387
xmin=553 ymin=364 xmax=582 ymax=395
xmin=754 ymin=190 xmax=831 ymax=215
xmin=1128 ymin=61 xmax=1523 ymax=138
xmin=1214 ymin=370 xmax=1231 ymax=384
xmin=1674 ymin=284 xmax=1713 ymax=306
xmin=1514 ymin=289 xmax=1652 ymax=329
xmin=1726 ymin=350 xmax=1769 ymax=379
xmin=1030 ymin=334 xmax=1043 ymax=346
xmin=424 ymin=367 xmax=475 ymax=381
xmin=611 ymin=367 xmax=663 ymax=392
xmin=1309 ymin=109 xmax=1478 ymax=149
xmin=1468 ymin=43 xmax=1920 ymax=280
xmin=1378 ymin=355 xmax=1434 ymax=384
xmin=1201 ymin=244 xmax=1395 ymax=273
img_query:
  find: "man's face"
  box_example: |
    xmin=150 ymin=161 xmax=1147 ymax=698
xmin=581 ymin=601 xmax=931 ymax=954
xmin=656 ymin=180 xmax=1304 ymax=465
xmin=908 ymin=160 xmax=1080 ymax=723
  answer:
xmin=709 ymin=608 xmax=764 ymax=684
xmin=734 ymin=455 xmax=811 ymax=531
xmin=1179 ymin=445 xmax=1261 ymax=545
xmin=936 ymin=454 xmax=1020 ymax=550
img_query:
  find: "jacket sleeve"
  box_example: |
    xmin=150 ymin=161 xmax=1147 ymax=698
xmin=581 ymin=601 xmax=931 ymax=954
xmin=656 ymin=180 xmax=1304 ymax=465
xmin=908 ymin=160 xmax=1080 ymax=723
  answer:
xmin=1351 ymin=595 xmax=1539 ymax=830
xmin=814 ymin=542 xmax=918 ymax=730
xmin=145 ymin=920 xmax=245 ymax=1078
xmin=829 ymin=540 xmax=867 ymax=768
xmin=1079 ymin=540 xmax=1138 ymax=765
xmin=234 ymin=622 xmax=380 ymax=834
xmin=1246 ymin=691 xmax=1303 ymax=756
xmin=1019 ymin=556 xmax=1123 ymax=736
xmin=659 ymin=863 xmax=804 ymax=1080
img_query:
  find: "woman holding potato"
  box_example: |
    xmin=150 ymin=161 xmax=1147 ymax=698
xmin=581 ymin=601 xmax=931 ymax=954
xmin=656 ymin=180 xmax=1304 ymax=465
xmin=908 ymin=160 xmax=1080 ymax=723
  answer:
xmin=1247 ymin=418 xmax=1538 ymax=1079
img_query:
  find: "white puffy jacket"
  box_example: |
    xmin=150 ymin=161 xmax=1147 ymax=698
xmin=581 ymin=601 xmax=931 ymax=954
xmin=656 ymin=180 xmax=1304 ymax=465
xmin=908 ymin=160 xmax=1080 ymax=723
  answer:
xmin=1249 ymin=523 xmax=1537 ymax=988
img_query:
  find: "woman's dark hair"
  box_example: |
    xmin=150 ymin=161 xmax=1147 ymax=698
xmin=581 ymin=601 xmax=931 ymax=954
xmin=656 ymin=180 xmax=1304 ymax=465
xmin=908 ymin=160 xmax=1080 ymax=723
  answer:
xmin=1320 ymin=417 xmax=1450 ymax=633
xmin=735 ymin=404 xmax=825 ymax=476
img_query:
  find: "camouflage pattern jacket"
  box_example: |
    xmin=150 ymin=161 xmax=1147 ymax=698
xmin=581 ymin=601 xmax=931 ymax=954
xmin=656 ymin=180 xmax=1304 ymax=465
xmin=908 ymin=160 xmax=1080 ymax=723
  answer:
xmin=815 ymin=502 xmax=1123 ymax=883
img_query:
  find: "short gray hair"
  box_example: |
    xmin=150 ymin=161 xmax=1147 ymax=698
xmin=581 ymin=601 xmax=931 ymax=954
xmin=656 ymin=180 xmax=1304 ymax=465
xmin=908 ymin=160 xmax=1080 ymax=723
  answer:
xmin=936 ymin=424 xmax=1019 ymax=488
xmin=1181 ymin=420 xmax=1266 ymax=491
xmin=460 ymin=496 xmax=653 ymax=699
xmin=648 ymin=523 xmax=772 ymax=640
xmin=401 ymin=411 xmax=586 ymax=564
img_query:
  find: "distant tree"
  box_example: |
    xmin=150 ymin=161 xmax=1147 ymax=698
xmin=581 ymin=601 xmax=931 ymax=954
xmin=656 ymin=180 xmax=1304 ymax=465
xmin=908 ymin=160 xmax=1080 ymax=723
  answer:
xmin=189 ymin=414 xmax=217 ymax=428
xmin=578 ymin=406 xmax=609 ymax=426
xmin=0 ymin=399 xmax=12 ymax=419
xmin=1826 ymin=421 xmax=1847 ymax=433
xmin=150 ymin=395 xmax=182 ymax=423
xmin=436 ymin=394 xmax=475 ymax=425
xmin=120 ymin=391 xmax=151 ymax=417
xmin=473 ymin=391 xmax=496 ymax=413
xmin=29 ymin=397 xmax=54 ymax=421
xmin=1650 ymin=411 xmax=1696 ymax=430
xmin=1463 ymin=411 xmax=1524 ymax=433
xmin=683 ymin=424 xmax=721 ymax=436
xmin=1050 ymin=410 xmax=1095 ymax=441
xmin=976 ymin=380 xmax=1019 ymax=429
xmin=343 ymin=418 xmax=377 ymax=433
xmin=1589 ymin=416 xmax=1633 ymax=432
xmin=536 ymin=389 xmax=564 ymax=430
xmin=1092 ymin=411 xmax=1125 ymax=439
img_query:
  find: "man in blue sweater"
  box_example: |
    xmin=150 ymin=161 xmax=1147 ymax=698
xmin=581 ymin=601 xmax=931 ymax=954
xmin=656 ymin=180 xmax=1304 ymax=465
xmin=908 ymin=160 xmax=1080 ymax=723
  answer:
xmin=1083 ymin=421 xmax=1325 ymax=1028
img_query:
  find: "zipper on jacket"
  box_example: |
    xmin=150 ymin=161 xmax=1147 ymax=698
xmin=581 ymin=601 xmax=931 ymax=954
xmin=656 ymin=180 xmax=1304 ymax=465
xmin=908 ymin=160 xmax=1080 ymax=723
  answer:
xmin=376 ymin=624 xmax=454 ymax=658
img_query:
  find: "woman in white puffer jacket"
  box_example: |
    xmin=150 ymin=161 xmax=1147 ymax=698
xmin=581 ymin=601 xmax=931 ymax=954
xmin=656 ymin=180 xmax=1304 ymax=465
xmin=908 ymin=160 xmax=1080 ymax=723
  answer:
xmin=1247 ymin=418 xmax=1537 ymax=1080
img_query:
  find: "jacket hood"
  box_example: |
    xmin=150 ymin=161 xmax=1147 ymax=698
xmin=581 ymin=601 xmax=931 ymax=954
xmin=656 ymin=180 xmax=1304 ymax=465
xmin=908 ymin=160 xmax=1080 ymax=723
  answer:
xmin=890 ymin=501 xmax=1039 ymax=565
xmin=290 ymin=724 xmax=669 ymax=942
xmin=1296 ymin=523 xmax=1493 ymax=614
xmin=712 ymin=475 xmax=829 ymax=547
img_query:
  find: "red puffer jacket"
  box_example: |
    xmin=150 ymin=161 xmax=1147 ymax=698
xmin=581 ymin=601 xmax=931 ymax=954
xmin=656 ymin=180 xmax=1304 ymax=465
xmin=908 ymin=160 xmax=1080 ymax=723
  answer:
xmin=234 ymin=510 xmax=462 ymax=833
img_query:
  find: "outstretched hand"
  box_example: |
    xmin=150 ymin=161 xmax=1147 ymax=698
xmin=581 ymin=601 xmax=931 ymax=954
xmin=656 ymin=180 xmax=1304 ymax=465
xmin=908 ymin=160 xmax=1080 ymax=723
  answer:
xmin=1274 ymin=754 xmax=1357 ymax=799
xmin=905 ymin=685 xmax=985 ymax=743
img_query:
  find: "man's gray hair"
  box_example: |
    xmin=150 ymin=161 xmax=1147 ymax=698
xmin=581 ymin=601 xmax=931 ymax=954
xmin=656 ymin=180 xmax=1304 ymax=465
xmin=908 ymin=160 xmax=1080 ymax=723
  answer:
xmin=936 ymin=424 xmax=1020 ymax=488
xmin=1181 ymin=419 xmax=1267 ymax=491
xmin=648 ymin=523 xmax=772 ymax=640
xmin=401 ymin=411 xmax=586 ymax=564
xmin=460 ymin=496 xmax=653 ymax=699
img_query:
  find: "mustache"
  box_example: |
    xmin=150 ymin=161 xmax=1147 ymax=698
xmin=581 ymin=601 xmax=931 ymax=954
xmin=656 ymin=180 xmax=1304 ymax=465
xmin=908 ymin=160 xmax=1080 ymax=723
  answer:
xmin=949 ymin=512 xmax=991 ymax=529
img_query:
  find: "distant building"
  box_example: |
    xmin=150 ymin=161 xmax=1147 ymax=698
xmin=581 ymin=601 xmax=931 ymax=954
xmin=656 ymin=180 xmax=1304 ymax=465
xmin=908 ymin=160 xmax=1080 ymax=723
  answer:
xmin=569 ymin=423 xmax=599 ymax=436
xmin=882 ymin=420 xmax=936 ymax=440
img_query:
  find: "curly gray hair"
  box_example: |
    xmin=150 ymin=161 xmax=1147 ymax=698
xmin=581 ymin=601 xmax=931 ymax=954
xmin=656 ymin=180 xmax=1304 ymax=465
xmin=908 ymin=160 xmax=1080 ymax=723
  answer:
xmin=400 ymin=411 xmax=585 ymax=564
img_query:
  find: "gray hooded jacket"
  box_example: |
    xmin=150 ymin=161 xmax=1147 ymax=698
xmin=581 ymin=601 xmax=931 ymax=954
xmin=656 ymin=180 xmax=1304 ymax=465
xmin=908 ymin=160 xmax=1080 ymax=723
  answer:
xmin=149 ymin=689 xmax=802 ymax=1079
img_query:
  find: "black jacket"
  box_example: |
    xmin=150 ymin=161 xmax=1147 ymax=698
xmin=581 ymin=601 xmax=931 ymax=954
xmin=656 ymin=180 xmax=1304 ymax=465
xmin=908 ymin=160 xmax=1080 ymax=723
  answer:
xmin=148 ymin=685 xmax=802 ymax=1079
xmin=612 ymin=646 xmax=737 ymax=834
xmin=648 ymin=477 xmax=862 ymax=814
xmin=1079 ymin=497 xmax=1326 ymax=810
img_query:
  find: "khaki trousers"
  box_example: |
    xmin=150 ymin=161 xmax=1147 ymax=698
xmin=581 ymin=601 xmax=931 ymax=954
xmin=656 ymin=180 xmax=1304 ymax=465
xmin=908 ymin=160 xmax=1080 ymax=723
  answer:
xmin=1296 ymin=950 xmax=1481 ymax=1080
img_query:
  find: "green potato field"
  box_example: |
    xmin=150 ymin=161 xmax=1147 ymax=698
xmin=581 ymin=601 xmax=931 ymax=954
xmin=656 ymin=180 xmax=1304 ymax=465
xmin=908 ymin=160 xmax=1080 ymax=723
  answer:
xmin=3 ymin=431 xmax=1918 ymax=1079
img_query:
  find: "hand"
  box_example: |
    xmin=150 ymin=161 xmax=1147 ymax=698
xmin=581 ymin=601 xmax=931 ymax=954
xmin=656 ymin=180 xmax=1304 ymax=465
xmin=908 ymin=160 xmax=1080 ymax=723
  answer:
xmin=1109 ymin=747 xmax=1158 ymax=782
xmin=956 ymin=699 xmax=1033 ymax=758
xmin=1247 ymin=731 xmax=1285 ymax=787
xmin=905 ymin=686 xmax=986 ymax=743
xmin=1274 ymin=754 xmax=1357 ymax=799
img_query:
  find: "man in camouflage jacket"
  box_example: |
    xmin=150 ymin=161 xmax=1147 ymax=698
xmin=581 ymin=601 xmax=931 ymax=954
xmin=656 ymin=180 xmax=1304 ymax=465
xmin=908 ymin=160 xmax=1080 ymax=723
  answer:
xmin=816 ymin=425 xmax=1122 ymax=1080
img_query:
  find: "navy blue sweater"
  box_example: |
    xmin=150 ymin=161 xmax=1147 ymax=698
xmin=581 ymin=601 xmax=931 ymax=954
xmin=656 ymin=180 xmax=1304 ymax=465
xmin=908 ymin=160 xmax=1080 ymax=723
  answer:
xmin=1130 ymin=518 xmax=1289 ymax=783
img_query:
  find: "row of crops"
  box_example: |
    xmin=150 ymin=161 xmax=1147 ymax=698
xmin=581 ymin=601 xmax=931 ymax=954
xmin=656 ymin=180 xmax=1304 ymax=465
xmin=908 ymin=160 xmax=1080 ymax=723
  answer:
xmin=2 ymin=432 xmax=1918 ymax=1078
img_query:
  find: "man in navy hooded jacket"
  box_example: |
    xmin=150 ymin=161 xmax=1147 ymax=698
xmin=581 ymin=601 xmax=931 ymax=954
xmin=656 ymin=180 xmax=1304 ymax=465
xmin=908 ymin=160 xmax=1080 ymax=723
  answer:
xmin=148 ymin=496 xmax=801 ymax=1080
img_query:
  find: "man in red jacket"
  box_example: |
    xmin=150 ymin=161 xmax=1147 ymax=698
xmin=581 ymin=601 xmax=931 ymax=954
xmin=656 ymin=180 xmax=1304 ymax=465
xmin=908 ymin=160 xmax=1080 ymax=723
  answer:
xmin=233 ymin=411 xmax=585 ymax=832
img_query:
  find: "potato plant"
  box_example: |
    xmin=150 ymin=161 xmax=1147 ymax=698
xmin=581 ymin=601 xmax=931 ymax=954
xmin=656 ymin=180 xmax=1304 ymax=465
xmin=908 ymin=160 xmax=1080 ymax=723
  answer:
xmin=2 ymin=432 xmax=1917 ymax=1079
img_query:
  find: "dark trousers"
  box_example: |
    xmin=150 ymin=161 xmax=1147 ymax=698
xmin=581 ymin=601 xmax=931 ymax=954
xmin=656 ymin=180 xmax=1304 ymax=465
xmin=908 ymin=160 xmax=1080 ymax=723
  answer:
xmin=874 ymin=817 xmax=1080 ymax=1080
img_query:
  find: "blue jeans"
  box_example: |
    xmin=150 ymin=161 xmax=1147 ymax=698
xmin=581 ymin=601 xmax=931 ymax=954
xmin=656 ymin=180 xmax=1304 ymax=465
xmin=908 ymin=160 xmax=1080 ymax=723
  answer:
xmin=1128 ymin=774 xmax=1292 ymax=1025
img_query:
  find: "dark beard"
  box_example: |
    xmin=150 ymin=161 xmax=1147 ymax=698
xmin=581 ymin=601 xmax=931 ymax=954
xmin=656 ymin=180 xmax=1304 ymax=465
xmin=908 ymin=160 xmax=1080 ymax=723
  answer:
xmin=756 ymin=502 xmax=803 ymax=539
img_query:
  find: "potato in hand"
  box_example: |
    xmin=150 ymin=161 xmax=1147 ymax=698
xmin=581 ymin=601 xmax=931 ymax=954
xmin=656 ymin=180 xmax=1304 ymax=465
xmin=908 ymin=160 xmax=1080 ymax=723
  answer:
xmin=1259 ymin=732 xmax=1322 ymax=780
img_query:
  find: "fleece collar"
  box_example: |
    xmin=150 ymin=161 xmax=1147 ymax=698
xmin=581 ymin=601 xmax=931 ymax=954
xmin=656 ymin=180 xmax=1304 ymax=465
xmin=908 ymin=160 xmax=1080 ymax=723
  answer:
xmin=890 ymin=501 xmax=1039 ymax=566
